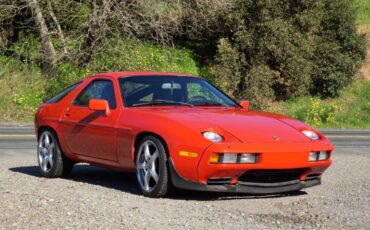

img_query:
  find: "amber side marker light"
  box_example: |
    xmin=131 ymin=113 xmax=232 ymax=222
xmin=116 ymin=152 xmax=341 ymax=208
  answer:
xmin=179 ymin=151 xmax=198 ymax=158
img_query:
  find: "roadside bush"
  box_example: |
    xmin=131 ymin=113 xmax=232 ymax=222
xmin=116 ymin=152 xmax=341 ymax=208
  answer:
xmin=211 ymin=38 xmax=244 ymax=98
xmin=212 ymin=0 xmax=366 ymax=106
xmin=311 ymin=0 xmax=366 ymax=97
xmin=287 ymin=97 xmax=342 ymax=126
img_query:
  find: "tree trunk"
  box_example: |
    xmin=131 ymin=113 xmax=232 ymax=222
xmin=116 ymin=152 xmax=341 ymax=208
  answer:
xmin=27 ymin=0 xmax=57 ymax=77
xmin=47 ymin=0 xmax=67 ymax=57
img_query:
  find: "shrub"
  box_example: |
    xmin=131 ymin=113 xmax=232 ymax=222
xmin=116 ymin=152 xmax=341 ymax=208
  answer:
xmin=211 ymin=38 xmax=244 ymax=98
xmin=212 ymin=0 xmax=366 ymax=106
xmin=303 ymin=98 xmax=342 ymax=126
xmin=311 ymin=0 xmax=366 ymax=97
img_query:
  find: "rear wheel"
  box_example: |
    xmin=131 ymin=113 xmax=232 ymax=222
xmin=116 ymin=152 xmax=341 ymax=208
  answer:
xmin=37 ymin=128 xmax=73 ymax=178
xmin=136 ymin=136 xmax=172 ymax=198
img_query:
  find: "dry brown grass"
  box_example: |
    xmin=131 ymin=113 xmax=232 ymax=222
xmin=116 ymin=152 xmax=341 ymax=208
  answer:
xmin=358 ymin=25 xmax=370 ymax=81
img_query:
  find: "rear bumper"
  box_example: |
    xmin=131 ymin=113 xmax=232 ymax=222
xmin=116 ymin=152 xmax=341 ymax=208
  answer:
xmin=169 ymin=158 xmax=322 ymax=194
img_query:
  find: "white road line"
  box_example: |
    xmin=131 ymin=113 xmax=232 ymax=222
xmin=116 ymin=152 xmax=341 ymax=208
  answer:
xmin=325 ymin=135 xmax=370 ymax=138
xmin=0 ymin=134 xmax=35 ymax=138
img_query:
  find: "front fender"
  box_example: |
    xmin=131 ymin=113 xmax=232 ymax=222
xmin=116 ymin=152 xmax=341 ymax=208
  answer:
xmin=118 ymin=109 xmax=211 ymax=181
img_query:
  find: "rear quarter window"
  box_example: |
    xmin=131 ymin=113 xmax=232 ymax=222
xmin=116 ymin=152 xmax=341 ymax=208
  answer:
xmin=45 ymin=82 xmax=81 ymax=103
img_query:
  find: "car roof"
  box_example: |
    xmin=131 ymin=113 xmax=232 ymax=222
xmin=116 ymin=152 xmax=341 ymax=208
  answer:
xmin=87 ymin=71 xmax=199 ymax=79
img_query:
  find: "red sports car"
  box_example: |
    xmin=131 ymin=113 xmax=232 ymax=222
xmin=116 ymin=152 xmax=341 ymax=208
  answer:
xmin=35 ymin=72 xmax=333 ymax=197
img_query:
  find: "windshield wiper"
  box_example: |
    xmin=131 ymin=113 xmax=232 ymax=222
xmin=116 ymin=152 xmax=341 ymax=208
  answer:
xmin=132 ymin=100 xmax=193 ymax=107
xmin=194 ymin=102 xmax=225 ymax=107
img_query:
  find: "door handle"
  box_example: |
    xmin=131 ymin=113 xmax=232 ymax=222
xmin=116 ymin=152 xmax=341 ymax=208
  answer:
xmin=65 ymin=106 xmax=72 ymax=117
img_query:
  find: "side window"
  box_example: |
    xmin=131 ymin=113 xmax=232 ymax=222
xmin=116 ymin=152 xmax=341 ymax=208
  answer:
xmin=46 ymin=82 xmax=81 ymax=103
xmin=187 ymin=82 xmax=221 ymax=103
xmin=121 ymin=81 xmax=153 ymax=106
xmin=73 ymin=80 xmax=116 ymax=108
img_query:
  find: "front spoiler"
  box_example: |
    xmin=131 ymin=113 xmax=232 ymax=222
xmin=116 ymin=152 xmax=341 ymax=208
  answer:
xmin=168 ymin=159 xmax=321 ymax=194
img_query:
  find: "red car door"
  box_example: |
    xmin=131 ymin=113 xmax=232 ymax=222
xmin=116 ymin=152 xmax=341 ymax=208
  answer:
xmin=60 ymin=77 xmax=120 ymax=161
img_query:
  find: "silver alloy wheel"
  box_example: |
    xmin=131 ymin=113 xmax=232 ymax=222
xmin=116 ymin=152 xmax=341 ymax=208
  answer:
xmin=38 ymin=131 xmax=55 ymax=173
xmin=136 ymin=140 xmax=160 ymax=192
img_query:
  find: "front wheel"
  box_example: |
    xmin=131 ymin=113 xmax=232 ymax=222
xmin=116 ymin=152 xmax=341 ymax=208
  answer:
xmin=136 ymin=136 xmax=172 ymax=198
xmin=37 ymin=128 xmax=73 ymax=178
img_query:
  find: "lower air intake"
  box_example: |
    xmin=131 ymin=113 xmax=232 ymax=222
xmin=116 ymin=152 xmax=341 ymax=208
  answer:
xmin=238 ymin=169 xmax=307 ymax=184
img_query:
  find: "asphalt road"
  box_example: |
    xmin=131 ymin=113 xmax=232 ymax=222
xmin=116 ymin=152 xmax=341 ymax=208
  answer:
xmin=0 ymin=126 xmax=369 ymax=150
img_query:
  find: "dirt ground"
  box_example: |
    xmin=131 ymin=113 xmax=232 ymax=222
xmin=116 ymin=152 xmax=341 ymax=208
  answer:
xmin=0 ymin=146 xmax=369 ymax=229
xmin=358 ymin=26 xmax=370 ymax=81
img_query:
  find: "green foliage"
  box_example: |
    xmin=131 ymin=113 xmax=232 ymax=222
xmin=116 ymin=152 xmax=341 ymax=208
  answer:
xmin=0 ymin=56 xmax=44 ymax=121
xmin=211 ymin=38 xmax=244 ymax=97
xmin=50 ymin=0 xmax=90 ymax=30
xmin=44 ymin=63 xmax=92 ymax=99
xmin=286 ymin=97 xmax=342 ymax=126
xmin=6 ymin=33 xmax=42 ymax=65
xmin=89 ymin=39 xmax=199 ymax=75
xmin=212 ymin=0 xmax=366 ymax=106
xmin=13 ymin=91 xmax=43 ymax=114
xmin=44 ymin=39 xmax=199 ymax=99
xmin=1 ymin=33 xmax=201 ymax=119
xmin=283 ymin=81 xmax=370 ymax=128
xmin=0 ymin=0 xmax=368 ymax=127
xmin=311 ymin=0 xmax=366 ymax=97
xmin=354 ymin=0 xmax=370 ymax=27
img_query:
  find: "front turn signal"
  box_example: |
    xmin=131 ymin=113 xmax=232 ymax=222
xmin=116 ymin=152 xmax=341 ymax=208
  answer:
xmin=209 ymin=153 xmax=220 ymax=163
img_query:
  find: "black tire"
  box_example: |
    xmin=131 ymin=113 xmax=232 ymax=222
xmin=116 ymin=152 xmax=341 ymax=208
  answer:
xmin=37 ymin=128 xmax=74 ymax=178
xmin=135 ymin=135 xmax=173 ymax=198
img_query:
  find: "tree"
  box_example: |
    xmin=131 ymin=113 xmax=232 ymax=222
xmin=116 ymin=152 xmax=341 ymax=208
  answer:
xmin=27 ymin=0 xmax=57 ymax=77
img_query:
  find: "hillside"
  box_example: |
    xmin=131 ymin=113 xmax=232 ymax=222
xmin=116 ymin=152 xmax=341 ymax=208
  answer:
xmin=0 ymin=0 xmax=368 ymax=128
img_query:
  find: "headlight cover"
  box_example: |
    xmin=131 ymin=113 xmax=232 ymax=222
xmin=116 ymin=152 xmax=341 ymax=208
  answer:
xmin=202 ymin=131 xmax=223 ymax=142
xmin=302 ymin=130 xmax=320 ymax=140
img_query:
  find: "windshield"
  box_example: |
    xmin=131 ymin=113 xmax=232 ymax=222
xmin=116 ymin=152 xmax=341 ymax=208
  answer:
xmin=119 ymin=76 xmax=240 ymax=108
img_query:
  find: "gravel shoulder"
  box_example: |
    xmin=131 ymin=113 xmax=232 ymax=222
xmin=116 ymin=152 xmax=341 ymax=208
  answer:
xmin=0 ymin=147 xmax=369 ymax=229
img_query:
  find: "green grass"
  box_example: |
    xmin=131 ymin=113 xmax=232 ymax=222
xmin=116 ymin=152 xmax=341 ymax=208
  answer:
xmin=0 ymin=38 xmax=201 ymax=121
xmin=0 ymin=56 xmax=45 ymax=121
xmin=273 ymin=81 xmax=370 ymax=129
xmin=354 ymin=0 xmax=370 ymax=27
xmin=89 ymin=38 xmax=199 ymax=75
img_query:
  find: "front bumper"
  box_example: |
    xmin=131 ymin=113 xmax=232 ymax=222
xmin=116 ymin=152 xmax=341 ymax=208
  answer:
xmin=197 ymin=141 xmax=333 ymax=183
xmin=170 ymin=140 xmax=333 ymax=194
xmin=169 ymin=159 xmax=321 ymax=194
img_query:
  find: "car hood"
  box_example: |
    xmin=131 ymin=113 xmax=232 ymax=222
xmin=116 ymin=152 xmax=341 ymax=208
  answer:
xmin=136 ymin=107 xmax=310 ymax=143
